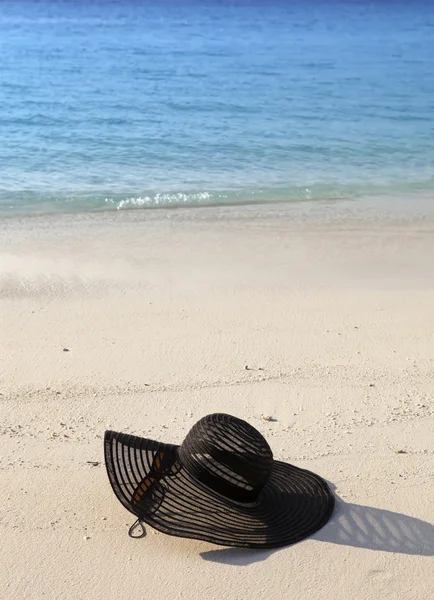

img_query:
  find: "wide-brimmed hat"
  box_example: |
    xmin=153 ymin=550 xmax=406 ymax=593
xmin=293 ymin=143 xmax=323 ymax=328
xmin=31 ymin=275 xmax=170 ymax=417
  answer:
xmin=104 ymin=413 xmax=334 ymax=549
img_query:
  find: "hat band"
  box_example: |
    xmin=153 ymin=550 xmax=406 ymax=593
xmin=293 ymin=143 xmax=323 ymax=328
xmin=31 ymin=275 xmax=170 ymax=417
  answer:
xmin=190 ymin=460 xmax=260 ymax=503
xmin=178 ymin=448 xmax=263 ymax=503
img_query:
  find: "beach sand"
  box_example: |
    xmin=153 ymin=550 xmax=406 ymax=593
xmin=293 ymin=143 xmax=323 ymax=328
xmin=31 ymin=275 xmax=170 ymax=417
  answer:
xmin=1 ymin=205 xmax=433 ymax=599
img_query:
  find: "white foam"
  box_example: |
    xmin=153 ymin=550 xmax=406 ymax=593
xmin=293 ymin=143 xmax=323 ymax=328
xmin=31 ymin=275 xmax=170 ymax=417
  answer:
xmin=113 ymin=192 xmax=213 ymax=210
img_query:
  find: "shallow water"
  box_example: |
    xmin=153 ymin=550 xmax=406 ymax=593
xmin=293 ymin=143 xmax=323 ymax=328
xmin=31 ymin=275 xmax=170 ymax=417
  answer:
xmin=1 ymin=0 xmax=433 ymax=214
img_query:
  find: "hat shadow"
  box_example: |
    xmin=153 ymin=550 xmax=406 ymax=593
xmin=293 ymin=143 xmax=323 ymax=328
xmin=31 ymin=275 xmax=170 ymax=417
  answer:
xmin=200 ymin=490 xmax=434 ymax=566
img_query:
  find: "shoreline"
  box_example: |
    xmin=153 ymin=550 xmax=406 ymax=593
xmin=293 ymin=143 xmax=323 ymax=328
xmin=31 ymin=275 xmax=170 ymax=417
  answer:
xmin=1 ymin=187 xmax=434 ymax=222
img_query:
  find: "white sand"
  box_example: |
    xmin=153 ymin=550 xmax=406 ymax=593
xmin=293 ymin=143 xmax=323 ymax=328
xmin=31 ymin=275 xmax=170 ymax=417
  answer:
xmin=1 ymin=206 xmax=433 ymax=599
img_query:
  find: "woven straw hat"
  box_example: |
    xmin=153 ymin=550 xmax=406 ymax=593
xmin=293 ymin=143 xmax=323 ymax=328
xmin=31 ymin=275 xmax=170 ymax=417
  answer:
xmin=104 ymin=413 xmax=334 ymax=548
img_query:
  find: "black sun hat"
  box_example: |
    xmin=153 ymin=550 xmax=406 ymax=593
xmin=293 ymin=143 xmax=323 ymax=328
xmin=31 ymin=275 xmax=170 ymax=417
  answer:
xmin=104 ymin=413 xmax=334 ymax=549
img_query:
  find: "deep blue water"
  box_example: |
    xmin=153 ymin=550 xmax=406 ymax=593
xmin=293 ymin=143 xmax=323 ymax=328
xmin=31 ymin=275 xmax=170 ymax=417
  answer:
xmin=1 ymin=0 xmax=434 ymax=214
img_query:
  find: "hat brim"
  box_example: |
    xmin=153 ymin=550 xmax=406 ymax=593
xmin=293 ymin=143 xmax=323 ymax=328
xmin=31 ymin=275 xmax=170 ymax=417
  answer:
xmin=104 ymin=430 xmax=334 ymax=549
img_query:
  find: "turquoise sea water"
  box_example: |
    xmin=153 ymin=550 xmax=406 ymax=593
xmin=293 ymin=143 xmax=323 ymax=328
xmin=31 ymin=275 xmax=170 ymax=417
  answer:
xmin=1 ymin=0 xmax=434 ymax=215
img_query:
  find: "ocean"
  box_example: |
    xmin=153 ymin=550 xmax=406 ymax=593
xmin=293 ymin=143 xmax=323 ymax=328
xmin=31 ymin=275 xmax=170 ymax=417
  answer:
xmin=1 ymin=0 xmax=434 ymax=215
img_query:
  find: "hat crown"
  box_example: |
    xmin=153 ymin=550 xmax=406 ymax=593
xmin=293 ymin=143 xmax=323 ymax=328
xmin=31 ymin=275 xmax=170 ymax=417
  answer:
xmin=178 ymin=413 xmax=273 ymax=503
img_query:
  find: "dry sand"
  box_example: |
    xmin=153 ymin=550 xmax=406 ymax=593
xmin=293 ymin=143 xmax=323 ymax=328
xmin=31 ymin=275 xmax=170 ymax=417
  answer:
xmin=1 ymin=205 xmax=433 ymax=599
